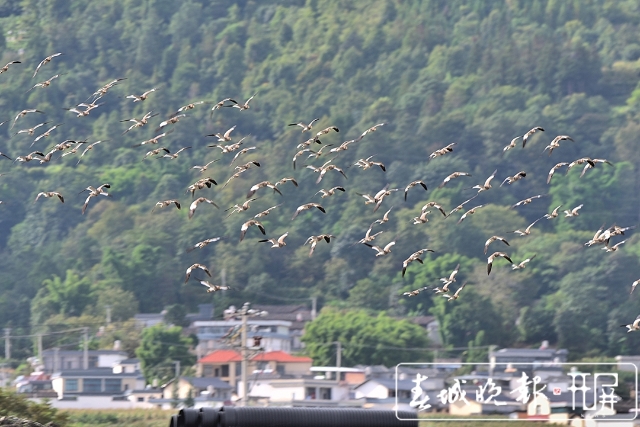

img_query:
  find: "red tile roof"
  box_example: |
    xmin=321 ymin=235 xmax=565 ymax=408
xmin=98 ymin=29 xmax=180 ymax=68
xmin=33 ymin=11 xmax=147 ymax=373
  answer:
xmin=198 ymin=349 xmax=242 ymax=363
xmin=198 ymin=349 xmax=312 ymax=364
xmin=250 ymin=351 xmax=312 ymax=363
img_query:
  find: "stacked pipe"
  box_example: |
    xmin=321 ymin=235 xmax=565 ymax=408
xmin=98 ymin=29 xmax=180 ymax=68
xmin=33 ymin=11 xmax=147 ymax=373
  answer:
xmin=170 ymin=407 xmax=419 ymax=427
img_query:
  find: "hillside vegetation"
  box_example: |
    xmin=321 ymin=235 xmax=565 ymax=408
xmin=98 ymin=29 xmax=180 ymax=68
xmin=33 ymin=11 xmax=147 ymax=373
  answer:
xmin=0 ymin=0 xmax=640 ymax=361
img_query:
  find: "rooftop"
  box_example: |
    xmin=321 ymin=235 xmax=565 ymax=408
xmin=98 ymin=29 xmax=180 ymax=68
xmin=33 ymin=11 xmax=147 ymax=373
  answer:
xmin=198 ymin=349 xmax=242 ymax=364
xmin=52 ymin=368 xmax=139 ymax=378
xmin=182 ymin=376 xmax=232 ymax=390
xmin=252 ymin=351 xmax=312 ymax=363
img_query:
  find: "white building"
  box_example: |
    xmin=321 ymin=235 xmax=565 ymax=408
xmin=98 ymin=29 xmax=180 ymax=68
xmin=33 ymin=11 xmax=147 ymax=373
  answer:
xmin=193 ymin=320 xmax=293 ymax=357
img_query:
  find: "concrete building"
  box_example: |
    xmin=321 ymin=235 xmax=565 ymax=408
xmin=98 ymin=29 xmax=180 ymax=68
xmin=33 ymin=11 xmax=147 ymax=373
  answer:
xmin=41 ymin=349 xmax=128 ymax=373
xmin=489 ymin=347 xmax=568 ymax=375
xmin=193 ymin=319 xmax=294 ymax=358
xmin=251 ymin=304 xmax=314 ymax=350
xmin=50 ymin=367 xmax=143 ymax=399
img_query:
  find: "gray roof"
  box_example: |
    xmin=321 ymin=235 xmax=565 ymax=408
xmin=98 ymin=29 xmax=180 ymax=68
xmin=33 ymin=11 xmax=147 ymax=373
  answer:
xmin=119 ymin=358 xmax=139 ymax=364
xmin=183 ymin=376 xmax=232 ymax=390
xmin=53 ymin=368 xmax=138 ymax=378
xmin=357 ymin=378 xmax=417 ymax=392
xmin=43 ymin=349 xmax=128 ymax=356
xmin=492 ymin=348 xmax=568 ymax=357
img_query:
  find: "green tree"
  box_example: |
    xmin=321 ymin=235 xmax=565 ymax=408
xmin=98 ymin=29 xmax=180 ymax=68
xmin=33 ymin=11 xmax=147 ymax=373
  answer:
xmin=136 ymin=324 xmax=196 ymax=384
xmin=0 ymin=388 xmax=68 ymax=426
xmin=301 ymin=308 xmax=430 ymax=366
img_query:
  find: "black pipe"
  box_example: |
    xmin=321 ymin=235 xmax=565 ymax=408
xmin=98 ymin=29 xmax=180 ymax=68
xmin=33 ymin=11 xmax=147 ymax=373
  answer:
xmin=173 ymin=407 xmax=418 ymax=427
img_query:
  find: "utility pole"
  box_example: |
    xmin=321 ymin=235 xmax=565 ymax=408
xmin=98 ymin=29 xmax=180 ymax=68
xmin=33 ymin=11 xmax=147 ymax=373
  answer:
xmin=334 ymin=341 xmax=342 ymax=382
xmin=241 ymin=308 xmax=248 ymax=407
xmin=83 ymin=327 xmax=89 ymax=370
xmin=311 ymin=296 xmax=317 ymax=320
xmin=37 ymin=333 xmax=43 ymax=366
xmin=53 ymin=347 xmax=60 ymax=372
xmin=106 ymin=305 xmax=111 ymax=324
xmin=4 ymin=328 xmax=10 ymax=361
xmin=174 ymin=360 xmax=181 ymax=379
xmin=224 ymin=302 xmax=268 ymax=407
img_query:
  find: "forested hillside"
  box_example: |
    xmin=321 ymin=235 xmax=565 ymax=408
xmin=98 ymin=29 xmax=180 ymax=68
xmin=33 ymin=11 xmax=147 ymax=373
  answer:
xmin=1 ymin=0 xmax=640 ymax=361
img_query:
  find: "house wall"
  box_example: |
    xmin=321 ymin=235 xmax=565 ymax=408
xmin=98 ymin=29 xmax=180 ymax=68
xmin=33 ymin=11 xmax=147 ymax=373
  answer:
xmin=354 ymin=383 xmax=389 ymax=399
xmin=449 ymin=399 xmax=482 ymax=416
xmin=527 ymin=395 xmax=551 ymax=416
xmin=30 ymin=396 xmax=136 ymax=409
xmin=344 ymin=372 xmax=366 ymax=385
xmin=197 ymin=361 xmax=239 ymax=387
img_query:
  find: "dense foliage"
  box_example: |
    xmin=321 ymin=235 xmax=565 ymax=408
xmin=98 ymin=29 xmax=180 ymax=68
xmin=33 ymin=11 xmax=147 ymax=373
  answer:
xmin=0 ymin=388 xmax=68 ymax=426
xmin=0 ymin=0 xmax=639 ymax=363
xmin=135 ymin=324 xmax=196 ymax=384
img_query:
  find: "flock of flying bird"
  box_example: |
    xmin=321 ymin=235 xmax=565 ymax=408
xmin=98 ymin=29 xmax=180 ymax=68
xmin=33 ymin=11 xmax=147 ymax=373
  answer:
xmin=2 ymin=52 xmax=640 ymax=331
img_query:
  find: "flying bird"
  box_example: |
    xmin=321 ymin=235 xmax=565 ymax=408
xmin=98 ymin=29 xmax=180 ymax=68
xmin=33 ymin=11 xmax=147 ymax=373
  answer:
xmin=198 ymin=280 xmax=231 ymax=293
xmin=254 ymin=204 xmax=281 ymax=218
xmin=152 ymin=200 xmax=180 ymax=212
xmin=208 ymin=125 xmax=237 ymax=142
xmin=421 ymin=202 xmax=447 ymax=217
xmin=512 ymin=254 xmax=537 ymax=270
xmin=580 ymin=158 xmax=613 ymax=178
xmin=305 ymin=234 xmax=335 ymax=257
xmin=188 ymin=197 xmax=219 ymax=219
xmin=259 ymin=232 xmax=289 ymax=248
xmin=12 ymin=109 xmax=44 ymax=129
xmin=440 ymin=263 xmax=460 ymax=287
xmin=621 ymin=315 xmax=640 ymax=333
xmin=186 ymin=237 xmax=222 ymax=253
xmin=126 ymin=87 xmax=157 ymax=102
xmin=0 ymin=60 xmax=20 ymax=74
xmin=32 ymin=52 xmax=62 ymax=78
xmin=247 ymin=181 xmax=283 ymax=198
xmin=503 ymin=136 xmax=521 ymax=152
xmin=404 ymin=180 xmax=428 ymax=201
xmin=184 ymin=264 xmax=211 ymax=283
xmin=500 ymin=171 xmax=526 ymax=187
xmin=511 ymin=194 xmax=547 ymax=209
xmin=510 ymin=217 xmax=544 ymax=236
xmin=34 ymin=191 xmax=64 ymax=203
xmin=429 ymin=143 xmax=456 ymax=159
xmin=545 ymin=205 xmax=563 ymax=220
xmin=564 ymin=204 xmax=583 ymax=217
xmin=26 ymin=73 xmax=62 ymax=93
xmin=401 ymin=248 xmax=435 ymax=277
xmin=288 ymin=118 xmax=319 ymax=132
xmin=364 ymin=239 xmax=396 ymax=257
xmin=547 ymin=162 xmax=569 ymax=184
xmin=315 ymin=186 xmax=346 ymax=198
xmin=457 ymin=204 xmax=485 ymax=224
xmin=471 ymin=169 xmax=497 ymax=193
xmin=631 ymin=279 xmax=640 ymax=295
xmin=484 ymin=236 xmax=510 ymax=255
xmin=292 ymin=203 xmax=325 ymax=220
xmin=240 ymin=219 xmax=266 ymax=242
xmin=443 ymin=282 xmax=467 ymax=301
xmin=228 ymin=93 xmax=256 ymax=111
xmin=80 ymin=184 xmax=111 ymax=214
xmin=603 ymin=240 xmax=626 ymax=253
xmin=487 ymin=252 xmax=513 ymax=275
xmin=357 ymin=123 xmax=385 ymax=140
xmin=439 ymin=171 xmax=471 ymax=188
xmin=522 ymin=126 xmax=544 ymax=147
xmin=403 ymin=287 xmax=430 ymax=297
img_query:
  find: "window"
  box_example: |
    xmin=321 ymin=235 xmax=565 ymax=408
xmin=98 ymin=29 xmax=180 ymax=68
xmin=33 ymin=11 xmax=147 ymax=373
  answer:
xmin=305 ymin=387 xmax=316 ymax=400
xmin=105 ymin=379 xmax=121 ymax=393
xmin=389 ymin=389 xmax=396 ymax=398
xmin=276 ymin=365 xmax=285 ymax=375
xmin=221 ymin=364 xmax=229 ymax=377
xmin=137 ymin=397 xmax=144 ymax=402
xmin=84 ymin=378 xmax=102 ymax=393
xmin=203 ymin=365 xmax=214 ymax=377
xmin=65 ymin=379 xmax=78 ymax=392
xmin=88 ymin=356 xmax=98 ymax=368
xmin=235 ymin=363 xmax=241 ymax=376
xmin=320 ymin=387 xmax=332 ymax=400
xmin=67 ymin=361 xmax=73 ymax=369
